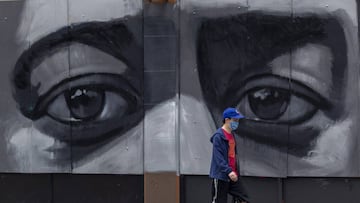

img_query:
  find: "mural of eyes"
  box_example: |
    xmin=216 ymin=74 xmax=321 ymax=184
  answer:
xmin=236 ymin=75 xmax=328 ymax=125
xmin=10 ymin=20 xmax=146 ymax=145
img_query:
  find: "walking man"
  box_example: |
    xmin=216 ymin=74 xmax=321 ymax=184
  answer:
xmin=210 ymin=107 xmax=249 ymax=203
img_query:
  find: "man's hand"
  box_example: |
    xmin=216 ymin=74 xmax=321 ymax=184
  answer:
xmin=228 ymin=171 xmax=238 ymax=182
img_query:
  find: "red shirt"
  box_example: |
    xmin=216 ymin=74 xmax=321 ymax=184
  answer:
xmin=222 ymin=129 xmax=238 ymax=175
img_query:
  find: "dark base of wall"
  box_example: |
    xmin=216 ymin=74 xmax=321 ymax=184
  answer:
xmin=180 ymin=175 xmax=279 ymax=203
xmin=2 ymin=174 xmax=360 ymax=203
xmin=0 ymin=174 xmax=143 ymax=203
xmin=180 ymin=175 xmax=360 ymax=203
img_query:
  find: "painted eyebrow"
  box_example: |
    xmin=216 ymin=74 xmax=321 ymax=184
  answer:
xmin=198 ymin=13 xmax=328 ymax=61
xmin=196 ymin=13 xmax=347 ymax=114
xmin=12 ymin=20 xmax=134 ymax=119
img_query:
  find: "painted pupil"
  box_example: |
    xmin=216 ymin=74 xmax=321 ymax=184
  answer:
xmin=248 ymin=87 xmax=290 ymax=120
xmin=66 ymin=88 xmax=104 ymax=120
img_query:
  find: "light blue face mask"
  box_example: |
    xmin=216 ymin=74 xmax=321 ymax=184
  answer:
xmin=230 ymin=121 xmax=239 ymax=130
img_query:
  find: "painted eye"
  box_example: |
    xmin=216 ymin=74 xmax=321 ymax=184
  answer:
xmin=238 ymin=86 xmax=317 ymax=124
xmin=47 ymin=85 xmax=129 ymax=123
xmin=34 ymin=74 xmax=142 ymax=144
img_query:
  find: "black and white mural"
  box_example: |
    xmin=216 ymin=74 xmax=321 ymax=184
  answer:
xmin=1 ymin=0 xmax=145 ymax=173
xmin=0 ymin=0 xmax=359 ymax=177
xmin=179 ymin=0 xmax=360 ymax=177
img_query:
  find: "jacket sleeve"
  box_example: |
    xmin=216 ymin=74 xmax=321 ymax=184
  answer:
xmin=212 ymin=134 xmax=233 ymax=175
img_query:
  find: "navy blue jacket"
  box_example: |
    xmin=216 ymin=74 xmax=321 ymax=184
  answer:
xmin=209 ymin=128 xmax=237 ymax=181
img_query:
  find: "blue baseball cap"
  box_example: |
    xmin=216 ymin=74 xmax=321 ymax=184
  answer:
xmin=223 ymin=107 xmax=245 ymax=119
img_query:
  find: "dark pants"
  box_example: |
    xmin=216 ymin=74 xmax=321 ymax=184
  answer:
xmin=211 ymin=178 xmax=250 ymax=203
